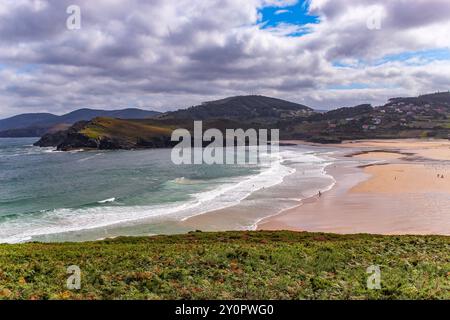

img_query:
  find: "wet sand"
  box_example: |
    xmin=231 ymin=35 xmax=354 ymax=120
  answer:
xmin=284 ymin=139 xmax=450 ymax=161
xmin=351 ymin=151 xmax=406 ymax=160
xmin=258 ymin=139 xmax=450 ymax=235
xmin=340 ymin=139 xmax=450 ymax=161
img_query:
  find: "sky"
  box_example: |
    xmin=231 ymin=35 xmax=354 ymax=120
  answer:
xmin=0 ymin=0 xmax=450 ymax=118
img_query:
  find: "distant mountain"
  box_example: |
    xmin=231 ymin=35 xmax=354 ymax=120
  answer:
xmin=57 ymin=108 xmax=161 ymax=124
xmin=0 ymin=113 xmax=59 ymax=132
xmin=27 ymin=92 xmax=450 ymax=150
xmin=0 ymin=108 xmax=161 ymax=137
xmin=159 ymin=95 xmax=314 ymax=121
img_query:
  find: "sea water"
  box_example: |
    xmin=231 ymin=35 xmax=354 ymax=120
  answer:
xmin=0 ymin=138 xmax=337 ymax=243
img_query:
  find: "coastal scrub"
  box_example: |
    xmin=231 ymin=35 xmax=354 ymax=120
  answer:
xmin=0 ymin=231 xmax=449 ymax=300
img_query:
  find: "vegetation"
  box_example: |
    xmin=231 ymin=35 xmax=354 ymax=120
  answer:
xmin=79 ymin=118 xmax=175 ymax=141
xmin=33 ymin=92 xmax=450 ymax=150
xmin=0 ymin=231 xmax=449 ymax=300
xmin=160 ymin=95 xmax=313 ymax=122
xmin=0 ymin=108 xmax=160 ymax=138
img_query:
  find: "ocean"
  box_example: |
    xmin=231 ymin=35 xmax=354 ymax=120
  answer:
xmin=0 ymin=138 xmax=337 ymax=243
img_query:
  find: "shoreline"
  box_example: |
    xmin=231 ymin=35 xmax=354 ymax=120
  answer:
xmin=256 ymin=162 xmax=367 ymax=233
xmin=179 ymin=146 xmax=337 ymax=234
xmin=257 ymin=139 xmax=450 ymax=235
xmin=2 ymin=138 xmax=449 ymax=243
xmin=248 ymin=169 xmax=337 ymax=232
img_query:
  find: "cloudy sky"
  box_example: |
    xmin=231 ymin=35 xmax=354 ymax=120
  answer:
xmin=1 ymin=0 xmax=450 ymax=117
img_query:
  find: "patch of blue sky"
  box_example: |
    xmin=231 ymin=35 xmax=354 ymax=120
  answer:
xmin=332 ymin=61 xmax=356 ymax=68
xmin=327 ymin=83 xmax=400 ymax=90
xmin=376 ymin=48 xmax=450 ymax=66
xmin=328 ymin=83 xmax=370 ymax=90
xmin=259 ymin=1 xmax=319 ymax=36
xmin=333 ymin=48 xmax=450 ymax=68
xmin=16 ymin=64 xmax=40 ymax=74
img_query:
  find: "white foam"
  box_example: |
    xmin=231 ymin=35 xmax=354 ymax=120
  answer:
xmin=0 ymin=148 xmax=332 ymax=243
xmin=98 ymin=198 xmax=116 ymax=204
xmin=0 ymin=151 xmax=293 ymax=243
xmin=0 ymin=146 xmax=61 ymax=158
xmin=77 ymin=153 xmax=102 ymax=162
xmin=172 ymin=177 xmax=205 ymax=185
xmin=247 ymin=159 xmax=337 ymax=231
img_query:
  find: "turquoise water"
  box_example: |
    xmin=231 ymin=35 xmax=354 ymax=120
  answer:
xmin=0 ymin=138 xmax=336 ymax=243
xmin=0 ymin=138 xmax=263 ymax=242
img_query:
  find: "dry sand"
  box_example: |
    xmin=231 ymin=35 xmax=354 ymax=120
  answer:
xmin=258 ymin=139 xmax=450 ymax=235
xmin=351 ymin=163 xmax=450 ymax=194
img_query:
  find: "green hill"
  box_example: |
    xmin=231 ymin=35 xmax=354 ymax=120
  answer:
xmin=34 ymin=92 xmax=450 ymax=150
xmin=0 ymin=108 xmax=161 ymax=138
xmin=160 ymin=95 xmax=314 ymax=121
xmin=35 ymin=117 xmax=177 ymax=150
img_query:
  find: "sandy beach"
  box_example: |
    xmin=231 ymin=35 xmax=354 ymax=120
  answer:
xmin=258 ymin=139 xmax=450 ymax=235
xmin=351 ymin=163 xmax=450 ymax=194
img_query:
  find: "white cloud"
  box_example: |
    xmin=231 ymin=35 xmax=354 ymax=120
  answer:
xmin=0 ymin=0 xmax=449 ymax=117
xmin=274 ymin=9 xmax=291 ymax=15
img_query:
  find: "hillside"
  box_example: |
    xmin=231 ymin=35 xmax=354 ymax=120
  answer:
xmin=0 ymin=231 xmax=448 ymax=300
xmin=34 ymin=92 xmax=450 ymax=149
xmin=33 ymin=95 xmax=315 ymax=149
xmin=388 ymin=91 xmax=450 ymax=108
xmin=160 ymin=95 xmax=314 ymax=121
xmin=283 ymin=93 xmax=450 ymax=142
xmin=0 ymin=108 xmax=161 ymax=137
xmin=34 ymin=116 xmax=276 ymax=150
xmin=36 ymin=117 xmax=176 ymax=150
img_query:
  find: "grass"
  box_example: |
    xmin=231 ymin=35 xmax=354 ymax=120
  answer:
xmin=0 ymin=231 xmax=449 ymax=300
xmin=79 ymin=117 xmax=175 ymax=141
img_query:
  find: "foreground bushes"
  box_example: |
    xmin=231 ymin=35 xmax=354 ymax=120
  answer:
xmin=0 ymin=231 xmax=449 ymax=300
